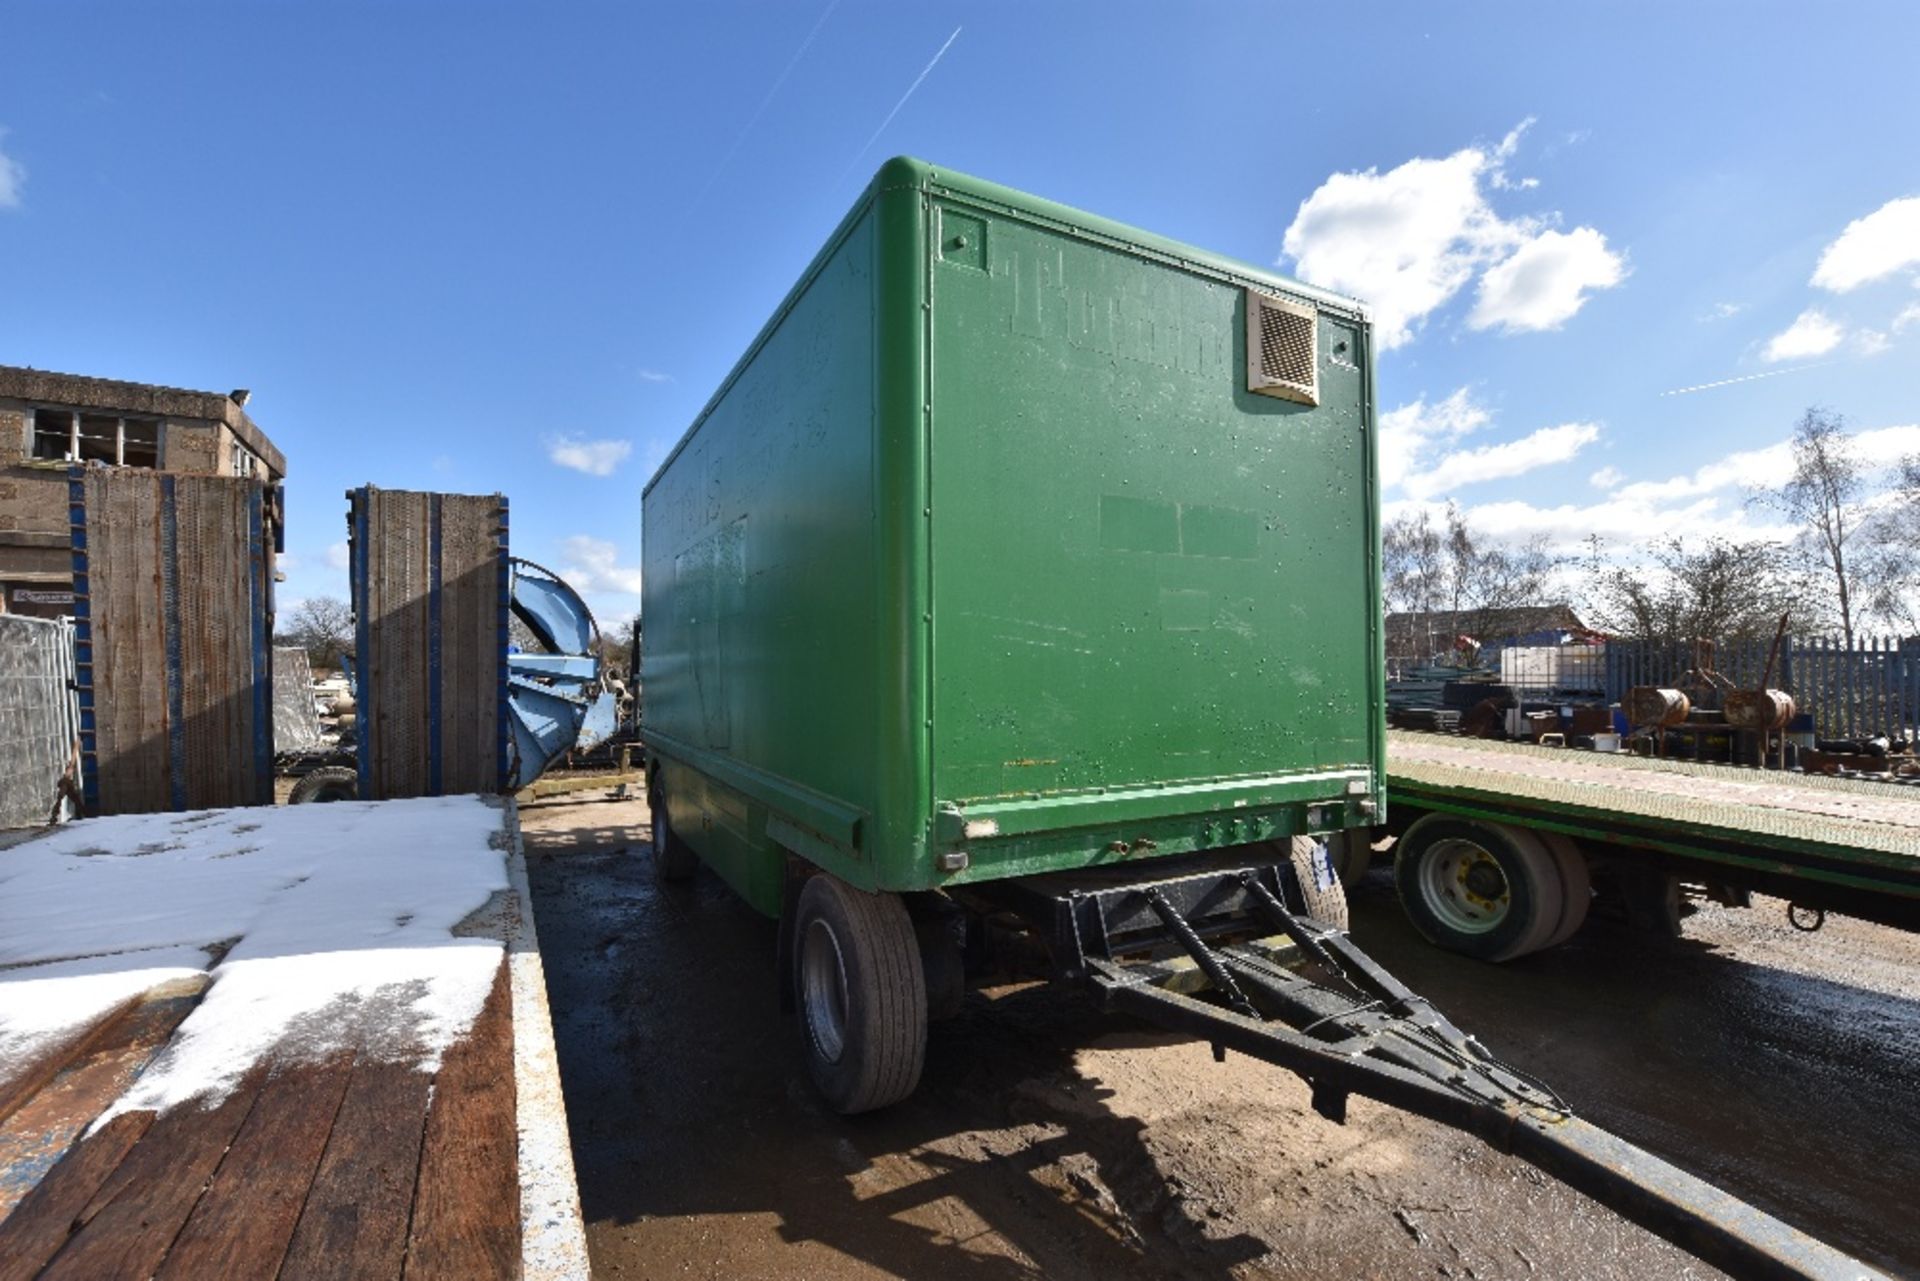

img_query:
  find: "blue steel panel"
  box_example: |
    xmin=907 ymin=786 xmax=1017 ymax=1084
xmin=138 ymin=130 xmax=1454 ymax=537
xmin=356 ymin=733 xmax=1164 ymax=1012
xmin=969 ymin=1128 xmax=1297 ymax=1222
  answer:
xmin=160 ymin=476 xmax=187 ymax=812
xmin=351 ymin=487 xmax=373 ymax=797
xmin=67 ymin=467 xmax=99 ymax=813
xmin=496 ymin=497 xmax=511 ymax=791
xmin=248 ymin=484 xmax=273 ymax=803
xmin=428 ymin=493 xmax=444 ymax=797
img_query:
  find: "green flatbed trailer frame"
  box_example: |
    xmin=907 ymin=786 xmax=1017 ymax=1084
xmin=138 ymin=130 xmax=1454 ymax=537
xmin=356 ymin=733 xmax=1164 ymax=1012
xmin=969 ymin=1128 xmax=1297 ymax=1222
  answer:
xmin=1378 ymin=729 xmax=1920 ymax=958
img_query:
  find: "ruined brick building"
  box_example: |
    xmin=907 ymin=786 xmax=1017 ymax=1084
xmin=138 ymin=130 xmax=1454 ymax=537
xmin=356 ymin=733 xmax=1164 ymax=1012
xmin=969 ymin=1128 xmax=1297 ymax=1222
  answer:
xmin=0 ymin=365 xmax=285 ymax=618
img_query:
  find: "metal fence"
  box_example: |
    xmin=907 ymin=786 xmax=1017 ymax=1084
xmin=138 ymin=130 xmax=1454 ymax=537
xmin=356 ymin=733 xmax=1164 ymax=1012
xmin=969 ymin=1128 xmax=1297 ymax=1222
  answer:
xmin=0 ymin=614 xmax=79 ymax=828
xmin=1604 ymin=635 xmax=1919 ymax=741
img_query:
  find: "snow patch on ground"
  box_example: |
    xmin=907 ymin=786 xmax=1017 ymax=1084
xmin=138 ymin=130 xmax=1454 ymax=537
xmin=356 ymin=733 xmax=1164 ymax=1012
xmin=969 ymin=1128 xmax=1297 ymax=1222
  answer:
xmin=0 ymin=796 xmax=509 ymax=1116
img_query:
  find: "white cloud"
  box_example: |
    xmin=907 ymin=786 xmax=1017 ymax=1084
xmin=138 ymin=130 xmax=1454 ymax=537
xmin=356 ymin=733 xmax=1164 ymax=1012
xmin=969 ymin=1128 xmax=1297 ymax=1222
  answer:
xmin=1892 ymin=302 xmax=1920 ymax=334
xmin=325 ymin=542 xmax=351 ymax=571
xmin=0 ymin=129 xmax=23 ymax=209
xmin=558 ymin=535 xmax=644 ymax=597
xmin=1426 ymin=422 xmax=1920 ymax=553
xmin=1700 ymin=301 xmax=1744 ymax=321
xmin=1404 ymin=422 xmax=1600 ymax=500
xmin=1761 ymin=308 xmax=1845 ymax=362
xmin=1857 ymin=329 xmax=1891 ymax=356
xmin=1469 ymin=226 xmax=1626 ymax=334
xmin=1377 ymin=388 xmax=1489 ymax=492
xmin=637 ymin=368 xmax=673 ymax=384
xmin=1810 ymin=196 xmax=1920 ymax=292
xmin=546 ymin=435 xmax=633 ymax=477
xmin=1625 ymin=423 xmax=1920 ymax=501
xmin=1280 ymin=121 xmax=1621 ymax=350
xmin=1590 ymin=465 xmax=1624 ymax=489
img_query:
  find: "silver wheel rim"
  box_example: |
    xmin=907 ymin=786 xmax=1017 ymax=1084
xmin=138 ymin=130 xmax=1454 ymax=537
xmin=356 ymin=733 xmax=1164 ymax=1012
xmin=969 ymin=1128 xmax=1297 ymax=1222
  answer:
xmin=651 ymin=807 xmax=666 ymax=857
xmin=1418 ymin=837 xmax=1511 ymax=935
xmin=801 ymin=917 xmax=850 ymax=1065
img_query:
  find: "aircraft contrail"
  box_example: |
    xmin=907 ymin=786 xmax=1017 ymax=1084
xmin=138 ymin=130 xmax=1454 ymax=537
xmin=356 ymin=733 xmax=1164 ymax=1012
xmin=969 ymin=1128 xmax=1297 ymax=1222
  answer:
xmin=1660 ymin=360 xmax=1834 ymax=397
xmin=840 ymin=26 xmax=962 ymax=184
xmin=686 ymin=0 xmax=842 ymax=218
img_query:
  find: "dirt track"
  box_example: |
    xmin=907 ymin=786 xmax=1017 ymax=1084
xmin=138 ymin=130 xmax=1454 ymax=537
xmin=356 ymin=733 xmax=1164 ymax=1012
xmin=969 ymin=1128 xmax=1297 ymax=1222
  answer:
xmin=521 ymin=792 xmax=1920 ymax=1279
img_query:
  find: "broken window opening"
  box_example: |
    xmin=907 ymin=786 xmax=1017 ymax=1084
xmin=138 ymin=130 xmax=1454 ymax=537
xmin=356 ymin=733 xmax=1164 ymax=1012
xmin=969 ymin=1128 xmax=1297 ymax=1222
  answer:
xmin=121 ymin=418 xmax=160 ymax=469
xmin=31 ymin=408 xmax=75 ymax=461
xmin=77 ymin=414 xmax=120 ymax=464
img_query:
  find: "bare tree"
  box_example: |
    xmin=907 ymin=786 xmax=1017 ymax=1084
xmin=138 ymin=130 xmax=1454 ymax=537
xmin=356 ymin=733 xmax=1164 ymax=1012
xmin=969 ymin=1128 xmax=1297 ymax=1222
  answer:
xmin=1585 ymin=536 xmax=1799 ymax=644
xmin=278 ymin=596 xmax=353 ymax=669
xmin=1382 ymin=504 xmax=1558 ymax=659
xmin=1860 ymin=454 xmax=1920 ymax=634
xmin=1758 ymin=409 xmax=1879 ymax=644
xmin=1383 ymin=508 xmax=1445 ymax=617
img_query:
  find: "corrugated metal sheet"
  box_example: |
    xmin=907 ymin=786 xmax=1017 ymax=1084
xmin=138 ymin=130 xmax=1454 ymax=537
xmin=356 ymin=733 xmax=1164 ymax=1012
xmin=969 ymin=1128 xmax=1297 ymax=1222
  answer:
xmin=349 ymin=486 xmax=507 ymax=799
xmin=272 ymin=646 xmax=323 ymax=755
xmin=71 ymin=467 xmax=274 ymax=815
xmin=0 ymin=615 xmax=79 ymax=828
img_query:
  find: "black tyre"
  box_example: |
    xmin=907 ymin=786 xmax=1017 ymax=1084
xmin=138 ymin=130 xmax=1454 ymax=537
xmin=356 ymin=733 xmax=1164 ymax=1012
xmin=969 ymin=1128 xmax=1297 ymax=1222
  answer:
xmin=1288 ymin=836 xmax=1351 ymax=932
xmin=793 ymin=875 xmax=927 ymax=1115
xmin=287 ymin=766 xmax=358 ymax=804
xmin=649 ymin=790 xmax=699 ymax=882
xmin=1536 ymin=831 xmax=1593 ymax=948
xmin=1393 ymin=816 xmax=1566 ymax=962
xmin=1323 ymin=830 xmax=1374 ymax=890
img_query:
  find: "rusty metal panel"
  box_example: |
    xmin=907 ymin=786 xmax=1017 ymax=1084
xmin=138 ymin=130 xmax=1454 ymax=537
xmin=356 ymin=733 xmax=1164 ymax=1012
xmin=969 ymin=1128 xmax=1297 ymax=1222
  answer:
xmin=71 ymin=467 xmax=273 ymax=815
xmin=0 ymin=614 xmax=79 ymax=827
xmin=348 ymin=486 xmax=507 ymax=799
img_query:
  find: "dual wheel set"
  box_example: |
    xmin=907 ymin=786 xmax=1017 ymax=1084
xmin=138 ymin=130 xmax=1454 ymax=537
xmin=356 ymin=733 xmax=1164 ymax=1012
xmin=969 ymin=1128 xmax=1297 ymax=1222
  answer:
xmin=1375 ymin=815 xmax=1593 ymax=962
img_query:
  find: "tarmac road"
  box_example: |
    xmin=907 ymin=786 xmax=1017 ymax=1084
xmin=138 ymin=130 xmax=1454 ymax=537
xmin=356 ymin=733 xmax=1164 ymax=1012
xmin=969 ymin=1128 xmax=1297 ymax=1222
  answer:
xmin=521 ymin=792 xmax=1919 ymax=1279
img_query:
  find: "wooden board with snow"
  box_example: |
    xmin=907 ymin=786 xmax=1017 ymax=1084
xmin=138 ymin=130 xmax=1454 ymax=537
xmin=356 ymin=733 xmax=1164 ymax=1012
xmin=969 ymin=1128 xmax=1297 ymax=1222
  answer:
xmin=0 ymin=795 xmax=537 ymax=1279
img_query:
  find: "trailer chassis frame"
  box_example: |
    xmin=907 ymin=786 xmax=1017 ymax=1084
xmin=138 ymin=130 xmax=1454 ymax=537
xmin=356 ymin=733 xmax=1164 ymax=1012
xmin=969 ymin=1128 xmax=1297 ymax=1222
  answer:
xmin=968 ymin=854 xmax=1882 ymax=1281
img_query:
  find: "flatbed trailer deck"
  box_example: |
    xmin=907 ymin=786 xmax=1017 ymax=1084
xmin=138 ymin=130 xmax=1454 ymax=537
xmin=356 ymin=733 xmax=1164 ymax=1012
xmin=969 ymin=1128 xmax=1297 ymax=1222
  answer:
xmin=1377 ymin=729 xmax=1920 ymax=958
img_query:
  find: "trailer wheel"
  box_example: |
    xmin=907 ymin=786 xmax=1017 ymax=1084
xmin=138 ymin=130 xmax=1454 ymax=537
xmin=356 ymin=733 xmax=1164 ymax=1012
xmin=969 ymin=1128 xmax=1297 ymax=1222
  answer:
xmin=287 ymin=767 xmax=358 ymax=804
xmin=1289 ymin=836 xmax=1351 ymax=932
xmin=1536 ymin=831 xmax=1593 ymax=948
xmin=1394 ymin=816 xmax=1566 ymax=962
xmin=793 ymin=875 xmax=926 ymax=1115
xmin=648 ymin=791 xmax=699 ymax=882
xmin=1323 ymin=831 xmax=1374 ymax=889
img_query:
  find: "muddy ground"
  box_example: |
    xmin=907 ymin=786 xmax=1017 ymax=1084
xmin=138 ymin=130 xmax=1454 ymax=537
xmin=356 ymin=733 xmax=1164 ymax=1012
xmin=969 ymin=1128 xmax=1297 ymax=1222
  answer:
xmin=521 ymin=792 xmax=1920 ymax=1280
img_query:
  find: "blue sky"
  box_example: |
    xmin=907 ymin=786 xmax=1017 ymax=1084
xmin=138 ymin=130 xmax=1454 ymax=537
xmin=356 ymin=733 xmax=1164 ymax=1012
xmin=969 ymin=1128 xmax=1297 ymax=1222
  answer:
xmin=4 ymin=2 xmax=1917 ymax=626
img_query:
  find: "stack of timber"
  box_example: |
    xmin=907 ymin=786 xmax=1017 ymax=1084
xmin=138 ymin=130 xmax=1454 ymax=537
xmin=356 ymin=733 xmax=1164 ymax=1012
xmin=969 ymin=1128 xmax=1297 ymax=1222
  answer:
xmin=347 ymin=486 xmax=508 ymax=799
xmin=1386 ymin=664 xmax=1504 ymax=713
xmin=1388 ymin=706 xmax=1462 ymax=733
xmin=70 ymin=467 xmax=275 ymax=815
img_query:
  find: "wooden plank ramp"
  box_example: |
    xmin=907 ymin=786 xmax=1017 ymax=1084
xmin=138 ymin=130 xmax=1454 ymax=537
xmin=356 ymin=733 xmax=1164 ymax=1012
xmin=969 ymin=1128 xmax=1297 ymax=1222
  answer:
xmin=0 ymin=961 xmax=521 ymax=1281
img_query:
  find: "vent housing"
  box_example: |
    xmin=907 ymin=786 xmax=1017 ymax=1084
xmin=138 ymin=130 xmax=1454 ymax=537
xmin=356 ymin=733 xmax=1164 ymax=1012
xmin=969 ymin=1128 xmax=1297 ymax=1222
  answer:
xmin=1245 ymin=290 xmax=1319 ymax=406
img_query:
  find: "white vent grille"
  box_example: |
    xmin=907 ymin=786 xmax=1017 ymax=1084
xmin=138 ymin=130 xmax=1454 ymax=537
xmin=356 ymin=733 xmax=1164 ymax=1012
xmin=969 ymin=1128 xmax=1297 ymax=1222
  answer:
xmin=1245 ymin=290 xmax=1319 ymax=406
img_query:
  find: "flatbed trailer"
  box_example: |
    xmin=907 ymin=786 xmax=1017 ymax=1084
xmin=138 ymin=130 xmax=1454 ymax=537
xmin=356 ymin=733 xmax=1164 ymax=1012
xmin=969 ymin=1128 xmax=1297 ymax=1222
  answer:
xmin=1372 ymin=729 xmax=1920 ymax=960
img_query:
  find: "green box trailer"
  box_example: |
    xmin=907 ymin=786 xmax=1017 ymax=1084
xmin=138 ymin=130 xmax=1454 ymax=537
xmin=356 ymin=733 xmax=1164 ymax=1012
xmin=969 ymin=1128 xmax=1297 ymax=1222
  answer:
xmin=642 ymin=156 xmax=1382 ymax=912
xmin=636 ymin=160 xmax=1878 ymax=1279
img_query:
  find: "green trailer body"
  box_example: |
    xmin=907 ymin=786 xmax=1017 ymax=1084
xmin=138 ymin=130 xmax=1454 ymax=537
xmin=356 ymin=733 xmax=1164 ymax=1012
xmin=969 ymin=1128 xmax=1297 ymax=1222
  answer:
xmin=641 ymin=158 xmax=1383 ymax=916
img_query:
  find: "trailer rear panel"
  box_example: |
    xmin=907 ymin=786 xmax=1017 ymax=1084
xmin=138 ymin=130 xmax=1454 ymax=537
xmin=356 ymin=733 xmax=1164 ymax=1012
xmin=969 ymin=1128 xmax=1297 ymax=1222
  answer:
xmin=926 ymin=183 xmax=1379 ymax=835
